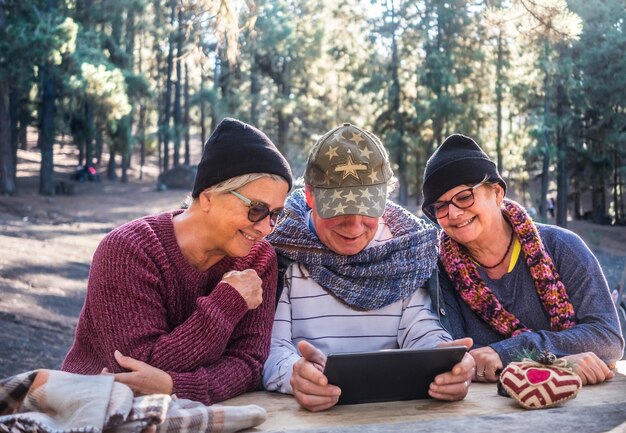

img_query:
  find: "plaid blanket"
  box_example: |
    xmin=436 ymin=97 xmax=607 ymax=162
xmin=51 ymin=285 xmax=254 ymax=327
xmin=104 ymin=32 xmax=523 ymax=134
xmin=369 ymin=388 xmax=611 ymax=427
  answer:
xmin=0 ymin=370 xmax=266 ymax=433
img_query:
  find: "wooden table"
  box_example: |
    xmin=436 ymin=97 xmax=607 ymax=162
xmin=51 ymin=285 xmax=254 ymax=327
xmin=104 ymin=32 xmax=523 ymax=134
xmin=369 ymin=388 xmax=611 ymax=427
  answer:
xmin=224 ymin=361 xmax=626 ymax=433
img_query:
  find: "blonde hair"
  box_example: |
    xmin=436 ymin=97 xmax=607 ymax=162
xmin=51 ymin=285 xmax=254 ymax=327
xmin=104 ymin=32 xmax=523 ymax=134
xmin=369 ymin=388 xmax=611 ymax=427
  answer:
xmin=182 ymin=173 xmax=287 ymax=208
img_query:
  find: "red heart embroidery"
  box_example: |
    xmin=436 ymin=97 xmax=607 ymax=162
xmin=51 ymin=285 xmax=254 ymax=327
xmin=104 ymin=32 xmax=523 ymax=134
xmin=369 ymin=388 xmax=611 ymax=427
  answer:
xmin=500 ymin=362 xmax=582 ymax=409
xmin=526 ymin=368 xmax=551 ymax=384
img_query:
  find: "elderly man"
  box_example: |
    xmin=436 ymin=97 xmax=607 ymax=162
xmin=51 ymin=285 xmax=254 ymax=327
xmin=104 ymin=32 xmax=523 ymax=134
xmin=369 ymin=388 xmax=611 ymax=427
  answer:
xmin=262 ymin=123 xmax=475 ymax=411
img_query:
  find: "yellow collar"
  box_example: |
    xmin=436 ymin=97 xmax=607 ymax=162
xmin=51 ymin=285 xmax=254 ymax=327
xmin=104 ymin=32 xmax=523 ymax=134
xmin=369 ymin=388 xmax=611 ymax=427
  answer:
xmin=508 ymin=236 xmax=521 ymax=273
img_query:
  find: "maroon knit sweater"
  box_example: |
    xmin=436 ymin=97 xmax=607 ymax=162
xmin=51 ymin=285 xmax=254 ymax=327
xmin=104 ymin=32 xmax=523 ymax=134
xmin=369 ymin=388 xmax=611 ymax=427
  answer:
xmin=62 ymin=210 xmax=277 ymax=405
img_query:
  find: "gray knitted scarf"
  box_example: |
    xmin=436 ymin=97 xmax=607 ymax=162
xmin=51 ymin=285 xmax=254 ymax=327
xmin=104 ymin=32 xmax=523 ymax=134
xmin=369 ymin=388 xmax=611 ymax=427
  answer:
xmin=267 ymin=189 xmax=439 ymax=310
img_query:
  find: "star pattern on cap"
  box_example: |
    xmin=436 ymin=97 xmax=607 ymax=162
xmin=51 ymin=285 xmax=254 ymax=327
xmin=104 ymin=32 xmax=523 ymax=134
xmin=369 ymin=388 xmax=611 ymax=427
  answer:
xmin=315 ymin=186 xmax=387 ymax=218
xmin=310 ymin=125 xmax=390 ymax=218
xmin=316 ymin=189 xmax=328 ymax=199
xmin=359 ymin=187 xmax=374 ymax=201
xmin=372 ymin=201 xmax=383 ymax=213
xmin=354 ymin=201 xmax=370 ymax=214
xmin=329 ymin=189 xmax=345 ymax=202
xmin=344 ymin=190 xmax=359 ymax=202
xmin=331 ymin=130 xmax=345 ymax=143
xmin=334 ymin=152 xmax=368 ymax=181
xmin=332 ymin=202 xmax=348 ymax=215
xmin=349 ymin=132 xmax=365 ymax=145
xmin=321 ymin=170 xmax=332 ymax=186
xmin=368 ymin=169 xmax=380 ymax=183
xmin=324 ymin=145 xmax=339 ymax=161
xmin=358 ymin=146 xmax=373 ymax=159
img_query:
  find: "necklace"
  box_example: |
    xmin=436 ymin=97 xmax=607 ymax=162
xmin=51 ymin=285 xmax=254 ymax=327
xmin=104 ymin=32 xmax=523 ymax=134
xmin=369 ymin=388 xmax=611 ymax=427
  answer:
xmin=440 ymin=199 xmax=576 ymax=337
xmin=469 ymin=228 xmax=515 ymax=270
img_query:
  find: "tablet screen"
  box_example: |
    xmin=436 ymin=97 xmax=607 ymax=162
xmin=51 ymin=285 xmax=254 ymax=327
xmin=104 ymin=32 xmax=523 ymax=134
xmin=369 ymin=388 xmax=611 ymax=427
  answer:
xmin=323 ymin=346 xmax=467 ymax=405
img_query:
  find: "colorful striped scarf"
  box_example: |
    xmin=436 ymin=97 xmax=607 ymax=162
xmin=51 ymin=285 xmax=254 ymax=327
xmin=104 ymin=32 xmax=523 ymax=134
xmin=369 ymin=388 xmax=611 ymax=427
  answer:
xmin=267 ymin=189 xmax=439 ymax=310
xmin=440 ymin=199 xmax=576 ymax=337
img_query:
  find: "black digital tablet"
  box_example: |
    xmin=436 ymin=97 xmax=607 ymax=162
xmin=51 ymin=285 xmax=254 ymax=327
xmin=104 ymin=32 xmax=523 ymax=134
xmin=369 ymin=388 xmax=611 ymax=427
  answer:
xmin=323 ymin=346 xmax=467 ymax=405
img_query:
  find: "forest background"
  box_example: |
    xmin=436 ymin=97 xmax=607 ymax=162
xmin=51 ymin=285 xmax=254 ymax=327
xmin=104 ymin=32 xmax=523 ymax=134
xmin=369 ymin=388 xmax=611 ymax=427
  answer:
xmin=0 ymin=0 xmax=625 ymax=376
xmin=0 ymin=0 xmax=625 ymax=224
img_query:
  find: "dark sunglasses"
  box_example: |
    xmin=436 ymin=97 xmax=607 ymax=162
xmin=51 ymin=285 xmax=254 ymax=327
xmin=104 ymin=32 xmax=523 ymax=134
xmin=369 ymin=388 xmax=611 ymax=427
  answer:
xmin=230 ymin=191 xmax=287 ymax=229
xmin=425 ymin=182 xmax=483 ymax=220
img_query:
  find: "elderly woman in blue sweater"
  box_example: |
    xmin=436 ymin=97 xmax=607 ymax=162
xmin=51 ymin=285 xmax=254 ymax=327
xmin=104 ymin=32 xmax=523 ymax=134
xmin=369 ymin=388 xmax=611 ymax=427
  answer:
xmin=421 ymin=134 xmax=624 ymax=385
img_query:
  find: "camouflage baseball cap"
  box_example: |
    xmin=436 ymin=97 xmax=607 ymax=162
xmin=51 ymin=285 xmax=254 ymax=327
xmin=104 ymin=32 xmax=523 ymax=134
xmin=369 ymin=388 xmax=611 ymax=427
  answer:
xmin=304 ymin=123 xmax=393 ymax=218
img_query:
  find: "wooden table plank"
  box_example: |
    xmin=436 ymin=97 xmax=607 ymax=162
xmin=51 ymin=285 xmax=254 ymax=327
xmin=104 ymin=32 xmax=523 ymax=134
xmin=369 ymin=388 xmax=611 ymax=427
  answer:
xmin=224 ymin=361 xmax=626 ymax=433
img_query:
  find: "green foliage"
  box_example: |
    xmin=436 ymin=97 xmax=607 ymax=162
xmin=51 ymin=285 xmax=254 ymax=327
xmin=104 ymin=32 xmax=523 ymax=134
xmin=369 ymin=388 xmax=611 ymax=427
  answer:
xmin=1 ymin=0 xmax=624 ymax=214
xmin=108 ymin=114 xmax=133 ymax=153
xmin=124 ymin=72 xmax=152 ymax=100
xmin=0 ymin=4 xmax=77 ymax=82
xmin=68 ymin=63 xmax=131 ymax=122
xmin=189 ymin=87 xmax=215 ymax=106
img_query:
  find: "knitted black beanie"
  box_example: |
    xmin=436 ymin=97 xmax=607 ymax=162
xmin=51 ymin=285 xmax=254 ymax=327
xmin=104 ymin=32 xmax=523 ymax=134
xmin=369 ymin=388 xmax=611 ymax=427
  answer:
xmin=192 ymin=118 xmax=293 ymax=197
xmin=422 ymin=133 xmax=506 ymax=219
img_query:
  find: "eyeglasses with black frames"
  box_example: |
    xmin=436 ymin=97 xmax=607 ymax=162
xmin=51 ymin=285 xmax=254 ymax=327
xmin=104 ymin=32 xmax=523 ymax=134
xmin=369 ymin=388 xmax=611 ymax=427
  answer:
xmin=425 ymin=182 xmax=483 ymax=220
xmin=230 ymin=191 xmax=287 ymax=230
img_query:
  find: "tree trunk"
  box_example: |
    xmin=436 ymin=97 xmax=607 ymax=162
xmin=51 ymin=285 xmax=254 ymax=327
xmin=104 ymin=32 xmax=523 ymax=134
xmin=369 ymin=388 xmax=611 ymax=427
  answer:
xmin=138 ymin=103 xmax=146 ymax=180
xmin=432 ymin=4 xmax=444 ymax=153
xmin=573 ymin=189 xmax=581 ymax=219
xmin=540 ymin=148 xmax=550 ymax=223
xmin=126 ymin=7 xmax=136 ymax=68
xmin=615 ymin=150 xmax=626 ymax=224
xmin=38 ymin=66 xmax=56 ymax=196
xmin=115 ymin=115 xmax=131 ymax=183
xmin=75 ymin=123 xmax=84 ymax=166
xmin=211 ymin=53 xmax=220 ymax=131
xmin=107 ymin=149 xmax=118 ymax=180
xmin=389 ymin=0 xmax=407 ymax=205
xmin=0 ymin=1 xmax=12 ymax=196
xmin=85 ymin=100 xmax=94 ymax=168
xmin=95 ymin=124 xmax=103 ymax=165
xmin=250 ymin=43 xmax=260 ymax=125
xmin=277 ymin=111 xmax=288 ymax=151
xmin=555 ymin=82 xmax=567 ymax=228
xmin=37 ymin=0 xmax=59 ymax=196
xmin=152 ymin=7 xmax=164 ymax=174
xmin=120 ymin=6 xmax=136 ymax=183
xmin=121 ymin=152 xmax=129 ymax=183
xmin=613 ymin=148 xmax=621 ymax=223
xmin=162 ymin=0 xmax=176 ymax=171
xmin=183 ymin=62 xmax=190 ymax=165
xmin=495 ymin=31 xmax=504 ymax=173
xmin=137 ymin=28 xmax=146 ymax=180
xmin=0 ymin=83 xmax=15 ymax=195
xmin=539 ymin=60 xmax=550 ymax=223
xmin=591 ymin=185 xmax=605 ymax=224
xmin=156 ymin=84 xmax=163 ymax=172
xmin=109 ymin=3 xmax=123 ymax=65
xmin=19 ymin=118 xmax=27 ymax=150
xmin=172 ymin=6 xmax=183 ymax=168
xmin=0 ymin=4 xmax=15 ymax=195
xmin=276 ymin=60 xmax=291 ymax=151
xmin=200 ymin=89 xmax=206 ymax=148
xmin=9 ymin=83 xmax=19 ymax=189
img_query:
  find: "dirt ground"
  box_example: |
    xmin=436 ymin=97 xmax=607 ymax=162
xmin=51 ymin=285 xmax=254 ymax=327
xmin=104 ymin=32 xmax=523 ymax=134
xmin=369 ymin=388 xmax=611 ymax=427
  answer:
xmin=1 ymin=145 xmax=625 ymax=379
xmin=0 ymin=145 xmax=188 ymax=378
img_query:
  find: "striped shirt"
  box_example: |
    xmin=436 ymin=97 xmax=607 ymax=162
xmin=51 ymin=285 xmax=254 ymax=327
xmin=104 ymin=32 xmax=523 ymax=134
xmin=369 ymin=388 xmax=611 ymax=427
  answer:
xmin=262 ymin=216 xmax=451 ymax=394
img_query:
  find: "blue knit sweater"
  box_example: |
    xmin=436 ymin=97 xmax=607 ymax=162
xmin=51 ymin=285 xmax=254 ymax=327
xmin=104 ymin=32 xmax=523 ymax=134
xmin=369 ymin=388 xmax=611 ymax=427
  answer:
xmin=439 ymin=224 xmax=624 ymax=365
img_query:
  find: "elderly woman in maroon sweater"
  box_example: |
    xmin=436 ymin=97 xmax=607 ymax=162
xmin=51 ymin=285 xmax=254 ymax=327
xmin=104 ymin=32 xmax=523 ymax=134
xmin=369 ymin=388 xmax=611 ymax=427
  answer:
xmin=62 ymin=118 xmax=292 ymax=405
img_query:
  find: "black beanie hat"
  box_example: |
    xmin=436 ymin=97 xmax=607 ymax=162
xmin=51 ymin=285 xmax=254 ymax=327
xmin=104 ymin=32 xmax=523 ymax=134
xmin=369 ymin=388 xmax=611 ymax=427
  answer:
xmin=422 ymin=133 xmax=506 ymax=219
xmin=192 ymin=118 xmax=293 ymax=197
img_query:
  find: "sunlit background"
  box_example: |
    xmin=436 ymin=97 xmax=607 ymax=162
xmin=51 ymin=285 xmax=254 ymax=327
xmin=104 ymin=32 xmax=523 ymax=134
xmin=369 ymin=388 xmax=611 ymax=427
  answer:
xmin=0 ymin=0 xmax=624 ymax=226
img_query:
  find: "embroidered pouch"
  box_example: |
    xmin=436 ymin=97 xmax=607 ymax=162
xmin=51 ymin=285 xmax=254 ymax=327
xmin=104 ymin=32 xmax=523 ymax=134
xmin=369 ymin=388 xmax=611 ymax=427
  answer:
xmin=499 ymin=355 xmax=582 ymax=409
